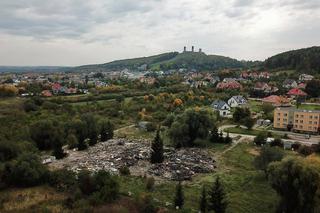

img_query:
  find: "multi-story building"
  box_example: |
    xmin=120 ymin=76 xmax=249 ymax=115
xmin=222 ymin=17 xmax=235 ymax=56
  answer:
xmin=274 ymin=107 xmax=320 ymax=134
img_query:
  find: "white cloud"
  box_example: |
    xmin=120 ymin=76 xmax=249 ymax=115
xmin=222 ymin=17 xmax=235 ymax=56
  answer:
xmin=0 ymin=0 xmax=319 ymax=65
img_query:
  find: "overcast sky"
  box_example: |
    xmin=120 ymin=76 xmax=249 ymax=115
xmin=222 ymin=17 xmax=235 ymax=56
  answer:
xmin=0 ymin=0 xmax=319 ymax=66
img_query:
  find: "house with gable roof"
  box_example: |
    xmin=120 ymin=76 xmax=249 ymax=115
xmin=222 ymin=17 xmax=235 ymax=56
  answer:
xmin=211 ymin=100 xmax=231 ymax=117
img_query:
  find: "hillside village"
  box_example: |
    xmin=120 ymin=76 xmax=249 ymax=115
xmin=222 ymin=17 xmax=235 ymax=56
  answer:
xmin=1 ymin=47 xmax=320 ymax=212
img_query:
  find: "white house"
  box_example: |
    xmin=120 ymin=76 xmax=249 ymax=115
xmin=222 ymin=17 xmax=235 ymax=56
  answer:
xmin=211 ymin=100 xmax=231 ymax=117
xmin=299 ymin=74 xmax=314 ymax=82
xmin=227 ymin=96 xmax=247 ymax=108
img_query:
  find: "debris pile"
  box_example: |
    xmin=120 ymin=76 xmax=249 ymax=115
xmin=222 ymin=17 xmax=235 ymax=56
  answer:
xmin=50 ymin=139 xmax=215 ymax=181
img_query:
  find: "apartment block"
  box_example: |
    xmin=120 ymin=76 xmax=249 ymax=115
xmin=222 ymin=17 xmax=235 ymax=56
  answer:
xmin=274 ymin=107 xmax=320 ymax=134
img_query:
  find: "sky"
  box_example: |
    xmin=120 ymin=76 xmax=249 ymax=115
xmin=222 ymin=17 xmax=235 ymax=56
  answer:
xmin=0 ymin=0 xmax=319 ymax=66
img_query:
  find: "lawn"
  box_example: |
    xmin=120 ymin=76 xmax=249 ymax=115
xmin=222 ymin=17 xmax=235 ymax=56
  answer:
xmin=248 ymin=100 xmax=263 ymax=113
xmin=299 ymin=104 xmax=320 ymax=111
xmin=226 ymin=127 xmax=283 ymax=138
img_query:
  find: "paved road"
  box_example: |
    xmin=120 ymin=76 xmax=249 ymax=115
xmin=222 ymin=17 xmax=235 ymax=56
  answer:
xmin=219 ymin=125 xmax=319 ymax=146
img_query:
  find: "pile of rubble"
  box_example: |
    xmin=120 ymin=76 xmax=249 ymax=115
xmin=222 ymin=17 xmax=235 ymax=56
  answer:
xmin=50 ymin=139 xmax=215 ymax=181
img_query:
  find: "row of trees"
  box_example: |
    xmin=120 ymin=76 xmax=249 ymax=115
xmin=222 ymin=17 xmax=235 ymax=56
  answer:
xmin=30 ymin=115 xmax=114 ymax=158
xmin=174 ymin=177 xmax=228 ymax=213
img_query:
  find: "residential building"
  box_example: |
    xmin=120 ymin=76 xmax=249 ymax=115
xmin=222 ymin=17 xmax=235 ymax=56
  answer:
xmin=216 ymin=81 xmax=242 ymax=90
xmin=274 ymin=107 xmax=320 ymax=133
xmin=227 ymin=96 xmax=247 ymax=108
xmin=262 ymin=95 xmax=291 ymax=106
xmin=211 ymin=100 xmax=231 ymax=117
xmin=299 ymin=74 xmax=314 ymax=82
xmin=283 ymin=79 xmax=298 ymax=89
xmin=287 ymin=88 xmax=307 ymax=98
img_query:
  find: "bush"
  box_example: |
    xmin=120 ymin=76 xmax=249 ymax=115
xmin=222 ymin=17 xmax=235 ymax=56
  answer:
xmin=291 ymin=143 xmax=301 ymax=151
xmin=7 ymin=153 xmax=49 ymax=187
xmin=297 ymin=145 xmax=315 ymax=156
xmin=23 ymin=100 xmax=39 ymax=112
xmin=254 ymin=132 xmax=267 ymax=146
xmin=119 ymin=166 xmax=130 ymax=176
xmin=146 ymin=177 xmax=155 ymax=191
xmin=270 ymin=138 xmax=283 ymax=147
xmin=67 ymin=134 xmax=78 ymax=149
xmin=42 ymin=101 xmax=60 ymax=110
xmin=146 ymin=122 xmax=157 ymax=132
xmin=254 ymin=146 xmax=284 ymax=176
xmin=49 ymin=169 xmax=77 ymax=192
xmin=0 ymin=140 xmax=20 ymax=161
xmin=137 ymin=193 xmax=157 ymax=213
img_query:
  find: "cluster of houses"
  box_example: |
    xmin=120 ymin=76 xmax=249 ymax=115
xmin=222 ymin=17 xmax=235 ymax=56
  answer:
xmin=211 ymin=95 xmax=248 ymax=117
xmin=183 ymin=72 xmax=220 ymax=88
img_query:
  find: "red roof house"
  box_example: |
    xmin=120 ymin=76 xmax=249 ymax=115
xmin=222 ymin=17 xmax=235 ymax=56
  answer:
xmin=41 ymin=90 xmax=53 ymax=97
xmin=216 ymin=81 xmax=242 ymax=90
xmin=287 ymin=88 xmax=307 ymax=97
xmin=52 ymin=83 xmax=62 ymax=93
xmin=262 ymin=95 xmax=290 ymax=106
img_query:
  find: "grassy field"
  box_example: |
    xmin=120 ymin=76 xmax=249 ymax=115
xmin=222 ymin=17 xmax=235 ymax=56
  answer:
xmin=118 ymin=142 xmax=279 ymax=212
xmin=248 ymin=100 xmax=263 ymax=113
xmin=299 ymin=104 xmax=320 ymax=111
xmin=0 ymin=186 xmax=66 ymax=212
xmin=0 ymin=142 xmax=279 ymax=213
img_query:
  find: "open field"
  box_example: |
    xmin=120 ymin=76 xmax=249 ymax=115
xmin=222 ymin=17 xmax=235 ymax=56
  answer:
xmin=118 ymin=142 xmax=279 ymax=212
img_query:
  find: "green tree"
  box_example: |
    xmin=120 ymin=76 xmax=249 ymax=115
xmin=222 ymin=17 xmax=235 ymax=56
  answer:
xmin=268 ymin=157 xmax=320 ymax=213
xmin=254 ymin=146 xmax=284 ymax=177
xmin=100 ymin=120 xmax=114 ymax=142
xmin=209 ymin=124 xmax=220 ymax=143
xmin=199 ymin=186 xmax=207 ymax=213
xmin=7 ymin=153 xmax=48 ymax=187
xmin=51 ymin=125 xmax=66 ymax=159
xmin=66 ymin=133 xmax=78 ymax=149
xmin=81 ymin=114 xmax=98 ymax=146
xmin=253 ymin=132 xmax=267 ymax=146
xmin=0 ymin=140 xmax=20 ymax=161
xmin=233 ymin=107 xmax=250 ymax=123
xmin=72 ymin=120 xmax=88 ymax=150
xmin=270 ymin=138 xmax=283 ymax=147
xmin=168 ymin=108 xmax=214 ymax=148
xmin=261 ymin=103 xmax=274 ymax=114
xmin=305 ymin=80 xmax=320 ymax=98
xmin=30 ymin=120 xmax=56 ymax=150
xmin=150 ymin=129 xmax=164 ymax=164
xmin=243 ymin=117 xmax=255 ymax=130
xmin=93 ymin=170 xmax=119 ymax=203
xmin=208 ymin=177 xmax=227 ymax=213
xmin=174 ymin=182 xmax=184 ymax=209
xmin=224 ymin=132 xmax=232 ymax=144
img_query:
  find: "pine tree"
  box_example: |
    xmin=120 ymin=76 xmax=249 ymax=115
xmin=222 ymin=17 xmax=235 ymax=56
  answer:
xmin=208 ymin=177 xmax=227 ymax=213
xmin=100 ymin=120 xmax=114 ymax=142
xmin=174 ymin=182 xmax=184 ymax=209
xmin=199 ymin=186 xmax=207 ymax=213
xmin=218 ymin=130 xmax=224 ymax=143
xmin=210 ymin=125 xmax=220 ymax=143
xmin=224 ymin=132 xmax=232 ymax=144
xmin=150 ymin=129 xmax=164 ymax=163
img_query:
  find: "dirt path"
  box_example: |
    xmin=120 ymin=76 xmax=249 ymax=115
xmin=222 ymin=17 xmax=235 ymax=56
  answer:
xmin=114 ymin=124 xmax=135 ymax=133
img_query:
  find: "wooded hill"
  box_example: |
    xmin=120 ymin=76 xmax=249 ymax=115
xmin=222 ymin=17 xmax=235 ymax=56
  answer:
xmin=75 ymin=51 xmax=245 ymax=72
xmin=264 ymin=46 xmax=320 ymax=73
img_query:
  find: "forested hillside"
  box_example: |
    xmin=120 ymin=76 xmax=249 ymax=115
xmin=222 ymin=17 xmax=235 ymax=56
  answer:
xmin=264 ymin=46 xmax=320 ymax=73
